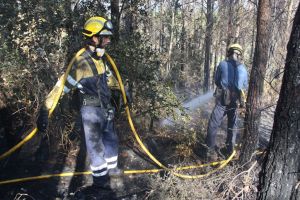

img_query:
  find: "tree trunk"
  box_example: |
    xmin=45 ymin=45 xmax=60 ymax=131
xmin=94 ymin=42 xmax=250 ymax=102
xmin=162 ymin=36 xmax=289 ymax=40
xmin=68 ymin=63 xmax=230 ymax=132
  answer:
xmin=226 ymin=0 xmax=234 ymax=47
xmin=212 ymin=39 xmax=219 ymax=90
xmin=257 ymin=3 xmax=300 ymax=199
xmin=180 ymin=11 xmax=186 ymax=71
xmin=233 ymin=0 xmax=241 ymax=43
xmin=124 ymin=5 xmax=133 ymax=37
xmin=239 ymin=0 xmax=271 ymax=164
xmin=284 ymin=0 xmax=294 ymax=41
xmin=250 ymin=14 xmax=256 ymax=61
xmin=166 ymin=1 xmax=176 ymax=75
xmin=111 ymin=0 xmax=120 ymax=43
xmin=204 ymin=0 xmax=213 ymax=92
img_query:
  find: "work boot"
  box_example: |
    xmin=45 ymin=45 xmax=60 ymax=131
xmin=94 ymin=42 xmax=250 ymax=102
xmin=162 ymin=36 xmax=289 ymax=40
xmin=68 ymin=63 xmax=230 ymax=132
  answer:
xmin=73 ymin=184 xmax=117 ymax=200
xmin=92 ymin=175 xmax=111 ymax=190
xmin=109 ymin=168 xmax=124 ymax=191
xmin=206 ymin=148 xmax=218 ymax=162
xmin=225 ymin=144 xmax=234 ymax=157
xmin=73 ymin=185 xmax=98 ymax=200
xmin=193 ymin=143 xmax=209 ymax=159
xmin=108 ymin=167 xmax=123 ymax=177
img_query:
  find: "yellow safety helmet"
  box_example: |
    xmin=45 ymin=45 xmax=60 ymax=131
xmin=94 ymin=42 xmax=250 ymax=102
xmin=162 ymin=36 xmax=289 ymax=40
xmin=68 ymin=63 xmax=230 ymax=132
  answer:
xmin=82 ymin=16 xmax=113 ymax=37
xmin=228 ymin=43 xmax=243 ymax=55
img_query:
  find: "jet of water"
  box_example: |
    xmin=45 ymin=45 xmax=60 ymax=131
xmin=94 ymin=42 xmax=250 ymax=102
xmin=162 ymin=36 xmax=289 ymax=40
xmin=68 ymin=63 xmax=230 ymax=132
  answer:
xmin=182 ymin=91 xmax=214 ymax=113
xmin=161 ymin=91 xmax=214 ymax=126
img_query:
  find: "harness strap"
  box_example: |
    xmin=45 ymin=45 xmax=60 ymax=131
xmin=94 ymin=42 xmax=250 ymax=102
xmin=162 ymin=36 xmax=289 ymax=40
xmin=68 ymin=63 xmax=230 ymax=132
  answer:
xmin=85 ymin=51 xmax=99 ymax=76
xmin=82 ymin=49 xmax=107 ymax=107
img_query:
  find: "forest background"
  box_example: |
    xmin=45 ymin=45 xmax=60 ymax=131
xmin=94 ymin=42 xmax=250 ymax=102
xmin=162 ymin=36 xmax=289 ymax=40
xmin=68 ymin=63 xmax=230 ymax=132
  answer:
xmin=0 ymin=0 xmax=299 ymax=199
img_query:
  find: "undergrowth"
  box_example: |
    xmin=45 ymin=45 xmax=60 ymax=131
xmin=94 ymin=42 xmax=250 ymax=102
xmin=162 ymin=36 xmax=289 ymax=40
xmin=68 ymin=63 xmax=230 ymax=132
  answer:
xmin=146 ymin=160 xmax=259 ymax=200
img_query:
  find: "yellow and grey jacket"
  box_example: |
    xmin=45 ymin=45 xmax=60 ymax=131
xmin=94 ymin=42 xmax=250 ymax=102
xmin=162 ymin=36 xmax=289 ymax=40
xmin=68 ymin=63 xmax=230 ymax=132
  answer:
xmin=44 ymin=47 xmax=120 ymax=111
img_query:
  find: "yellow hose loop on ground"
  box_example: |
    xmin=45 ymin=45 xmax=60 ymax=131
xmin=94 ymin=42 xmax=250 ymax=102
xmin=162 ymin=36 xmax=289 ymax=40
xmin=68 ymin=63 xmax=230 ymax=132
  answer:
xmin=0 ymin=48 xmax=86 ymax=161
xmin=0 ymin=128 xmax=38 ymax=160
xmin=0 ymin=157 xmax=231 ymax=185
xmin=0 ymin=51 xmax=235 ymax=182
xmin=105 ymin=53 xmax=236 ymax=179
xmin=0 ymin=171 xmax=92 ymax=186
xmin=171 ymin=150 xmax=235 ymax=179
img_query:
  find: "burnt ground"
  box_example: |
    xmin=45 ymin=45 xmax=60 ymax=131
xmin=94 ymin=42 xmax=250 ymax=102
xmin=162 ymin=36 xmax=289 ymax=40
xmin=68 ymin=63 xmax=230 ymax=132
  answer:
xmin=0 ymin=100 xmax=275 ymax=200
xmin=0 ymin=117 xmax=157 ymax=200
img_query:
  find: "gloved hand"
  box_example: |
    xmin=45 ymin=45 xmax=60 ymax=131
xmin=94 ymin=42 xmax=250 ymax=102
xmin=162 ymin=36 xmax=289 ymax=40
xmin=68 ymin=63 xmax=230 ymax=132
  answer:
xmin=124 ymin=85 xmax=133 ymax=106
xmin=239 ymin=101 xmax=245 ymax=108
xmin=239 ymin=89 xmax=246 ymax=108
xmin=238 ymin=102 xmax=246 ymax=117
xmin=37 ymin=107 xmax=49 ymax=132
xmin=125 ymin=88 xmax=132 ymax=105
xmin=107 ymin=108 xmax=115 ymax=121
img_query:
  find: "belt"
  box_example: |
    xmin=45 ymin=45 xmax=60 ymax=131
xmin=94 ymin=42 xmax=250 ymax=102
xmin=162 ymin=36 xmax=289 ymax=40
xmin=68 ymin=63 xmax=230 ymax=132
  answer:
xmin=81 ymin=94 xmax=102 ymax=107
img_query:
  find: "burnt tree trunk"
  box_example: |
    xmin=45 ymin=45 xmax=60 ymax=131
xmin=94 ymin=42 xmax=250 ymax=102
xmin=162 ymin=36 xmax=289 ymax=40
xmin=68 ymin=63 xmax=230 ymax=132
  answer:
xmin=257 ymin=2 xmax=300 ymax=199
xmin=239 ymin=0 xmax=271 ymax=164
xmin=204 ymin=0 xmax=213 ymax=92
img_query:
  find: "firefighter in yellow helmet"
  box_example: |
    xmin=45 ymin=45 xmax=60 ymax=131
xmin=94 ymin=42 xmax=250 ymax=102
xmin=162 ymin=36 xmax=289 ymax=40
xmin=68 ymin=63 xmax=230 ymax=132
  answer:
xmin=226 ymin=43 xmax=243 ymax=57
xmin=204 ymin=43 xmax=248 ymax=160
xmin=36 ymin=16 xmax=122 ymax=196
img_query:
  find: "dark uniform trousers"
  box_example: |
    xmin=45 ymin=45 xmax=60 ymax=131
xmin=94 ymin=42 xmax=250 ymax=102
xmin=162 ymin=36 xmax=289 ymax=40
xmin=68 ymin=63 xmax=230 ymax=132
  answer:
xmin=81 ymin=105 xmax=118 ymax=177
xmin=206 ymin=98 xmax=238 ymax=154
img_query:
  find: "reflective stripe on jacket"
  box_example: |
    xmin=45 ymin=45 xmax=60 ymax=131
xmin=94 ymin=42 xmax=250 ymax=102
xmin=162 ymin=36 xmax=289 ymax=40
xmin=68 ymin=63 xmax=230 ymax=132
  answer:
xmin=44 ymin=47 xmax=119 ymax=110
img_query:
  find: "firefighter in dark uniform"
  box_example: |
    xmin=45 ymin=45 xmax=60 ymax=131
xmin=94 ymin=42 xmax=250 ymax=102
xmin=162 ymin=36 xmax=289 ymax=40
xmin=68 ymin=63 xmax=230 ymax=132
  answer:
xmin=205 ymin=44 xmax=248 ymax=160
xmin=37 ymin=16 xmax=122 ymax=191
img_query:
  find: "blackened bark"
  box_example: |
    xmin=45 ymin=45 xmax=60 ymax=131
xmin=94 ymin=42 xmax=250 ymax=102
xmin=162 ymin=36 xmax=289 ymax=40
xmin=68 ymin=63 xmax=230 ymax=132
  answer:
xmin=257 ymin=2 xmax=300 ymax=199
xmin=239 ymin=0 xmax=271 ymax=164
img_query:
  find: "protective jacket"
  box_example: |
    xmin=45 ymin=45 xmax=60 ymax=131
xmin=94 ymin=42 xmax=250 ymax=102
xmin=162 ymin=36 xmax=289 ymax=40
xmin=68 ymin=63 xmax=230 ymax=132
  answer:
xmin=43 ymin=47 xmax=120 ymax=110
xmin=43 ymin=46 xmax=120 ymax=178
xmin=206 ymin=58 xmax=248 ymax=155
xmin=214 ymin=59 xmax=248 ymax=105
xmin=215 ymin=59 xmax=247 ymax=90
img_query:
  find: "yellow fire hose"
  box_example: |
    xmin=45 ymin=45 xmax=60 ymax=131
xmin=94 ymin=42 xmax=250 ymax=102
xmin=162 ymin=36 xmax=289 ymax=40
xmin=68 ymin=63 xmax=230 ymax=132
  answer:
xmin=0 ymin=50 xmax=236 ymax=185
xmin=0 ymin=48 xmax=86 ymax=161
xmin=0 ymin=158 xmax=232 ymax=185
xmin=105 ymin=53 xmax=236 ymax=179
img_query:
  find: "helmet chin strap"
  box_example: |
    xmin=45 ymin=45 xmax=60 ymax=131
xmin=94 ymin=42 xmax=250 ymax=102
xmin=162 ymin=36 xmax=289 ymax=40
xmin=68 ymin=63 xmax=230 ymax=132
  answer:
xmin=96 ymin=48 xmax=105 ymax=57
xmin=95 ymin=35 xmax=105 ymax=57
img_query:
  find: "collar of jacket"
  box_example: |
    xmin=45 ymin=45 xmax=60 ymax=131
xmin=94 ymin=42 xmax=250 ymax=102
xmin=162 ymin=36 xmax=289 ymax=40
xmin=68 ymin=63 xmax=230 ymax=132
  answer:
xmin=86 ymin=46 xmax=104 ymax=60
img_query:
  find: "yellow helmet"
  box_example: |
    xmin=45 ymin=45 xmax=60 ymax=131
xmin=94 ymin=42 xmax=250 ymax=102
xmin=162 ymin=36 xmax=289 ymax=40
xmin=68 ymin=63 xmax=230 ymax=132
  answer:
xmin=228 ymin=43 xmax=243 ymax=55
xmin=82 ymin=16 xmax=113 ymax=37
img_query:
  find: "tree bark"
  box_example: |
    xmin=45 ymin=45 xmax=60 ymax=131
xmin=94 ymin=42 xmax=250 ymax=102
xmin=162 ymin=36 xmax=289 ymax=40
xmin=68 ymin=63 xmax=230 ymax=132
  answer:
xmin=284 ymin=0 xmax=294 ymax=42
xmin=159 ymin=2 xmax=165 ymax=53
xmin=257 ymin=3 xmax=300 ymax=199
xmin=233 ymin=0 xmax=241 ymax=43
xmin=204 ymin=0 xmax=213 ymax=92
xmin=239 ymin=0 xmax=271 ymax=164
xmin=250 ymin=12 xmax=256 ymax=61
xmin=180 ymin=9 xmax=186 ymax=71
xmin=111 ymin=0 xmax=120 ymax=43
xmin=226 ymin=0 xmax=234 ymax=48
xmin=166 ymin=0 xmax=177 ymax=75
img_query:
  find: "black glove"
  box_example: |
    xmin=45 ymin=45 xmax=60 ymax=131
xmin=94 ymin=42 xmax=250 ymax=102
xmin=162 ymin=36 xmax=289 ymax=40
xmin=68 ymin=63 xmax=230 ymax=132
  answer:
xmin=37 ymin=108 xmax=49 ymax=132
